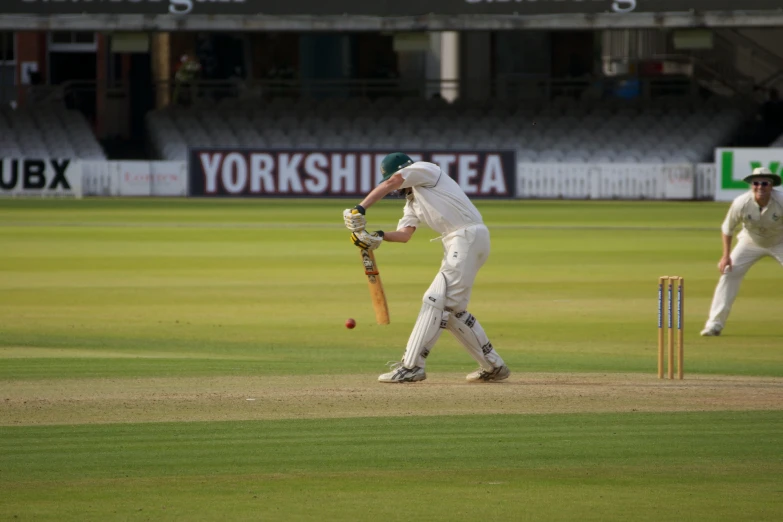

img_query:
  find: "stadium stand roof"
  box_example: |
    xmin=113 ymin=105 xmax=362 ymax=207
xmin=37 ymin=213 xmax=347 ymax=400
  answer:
xmin=3 ymin=0 xmax=783 ymax=31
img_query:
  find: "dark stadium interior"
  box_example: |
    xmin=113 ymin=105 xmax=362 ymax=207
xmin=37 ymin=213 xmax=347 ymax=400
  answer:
xmin=1 ymin=11 xmax=782 ymax=175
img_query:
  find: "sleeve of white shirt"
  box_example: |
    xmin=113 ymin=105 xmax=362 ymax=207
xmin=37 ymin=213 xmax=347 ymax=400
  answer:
xmin=720 ymin=196 xmax=744 ymax=236
xmin=399 ymin=163 xmax=441 ymax=189
xmin=397 ymin=199 xmax=419 ymax=230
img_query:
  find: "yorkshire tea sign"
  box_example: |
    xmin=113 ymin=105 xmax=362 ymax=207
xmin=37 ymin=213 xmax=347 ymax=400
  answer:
xmin=715 ymin=148 xmax=783 ymax=202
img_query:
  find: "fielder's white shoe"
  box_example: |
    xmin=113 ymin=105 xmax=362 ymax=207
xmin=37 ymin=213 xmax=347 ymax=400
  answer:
xmin=378 ymin=362 xmax=426 ymax=383
xmin=700 ymin=326 xmax=722 ymax=336
xmin=466 ymin=365 xmax=511 ymax=383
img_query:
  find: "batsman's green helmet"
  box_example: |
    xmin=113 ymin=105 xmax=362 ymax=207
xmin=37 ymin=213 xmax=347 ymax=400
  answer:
xmin=381 ymin=152 xmax=414 ymax=181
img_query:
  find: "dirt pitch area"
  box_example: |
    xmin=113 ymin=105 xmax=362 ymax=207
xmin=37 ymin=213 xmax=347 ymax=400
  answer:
xmin=2 ymin=373 xmax=782 ymax=426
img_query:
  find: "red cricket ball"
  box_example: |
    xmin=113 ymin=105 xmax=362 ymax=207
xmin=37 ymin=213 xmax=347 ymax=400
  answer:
xmin=345 ymin=318 xmax=356 ymax=329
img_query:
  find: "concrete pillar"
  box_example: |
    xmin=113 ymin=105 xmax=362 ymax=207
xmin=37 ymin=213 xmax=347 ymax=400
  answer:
xmin=440 ymin=32 xmax=460 ymax=102
xmin=151 ymin=33 xmax=171 ymax=108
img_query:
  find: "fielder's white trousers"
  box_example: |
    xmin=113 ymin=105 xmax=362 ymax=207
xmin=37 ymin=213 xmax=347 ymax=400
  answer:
xmin=437 ymin=224 xmax=490 ymax=312
xmin=704 ymin=238 xmax=783 ymax=329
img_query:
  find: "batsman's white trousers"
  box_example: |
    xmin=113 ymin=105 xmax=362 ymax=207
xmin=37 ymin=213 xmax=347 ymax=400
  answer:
xmin=705 ymin=238 xmax=783 ymax=329
xmin=401 ymin=224 xmax=499 ymax=370
xmin=436 ymin=224 xmax=490 ymax=312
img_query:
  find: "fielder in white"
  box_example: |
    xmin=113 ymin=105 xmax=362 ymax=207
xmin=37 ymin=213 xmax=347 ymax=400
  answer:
xmin=343 ymin=152 xmax=510 ymax=383
xmin=701 ymin=167 xmax=783 ymax=336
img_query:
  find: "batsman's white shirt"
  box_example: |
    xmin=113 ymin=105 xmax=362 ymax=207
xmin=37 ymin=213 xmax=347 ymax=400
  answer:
xmin=396 ymin=161 xmax=483 ymax=234
xmin=721 ymin=189 xmax=783 ymax=248
xmin=396 ymin=161 xmax=488 ymax=311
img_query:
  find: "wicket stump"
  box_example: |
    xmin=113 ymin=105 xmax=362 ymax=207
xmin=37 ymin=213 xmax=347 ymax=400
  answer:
xmin=657 ymin=276 xmax=684 ymax=379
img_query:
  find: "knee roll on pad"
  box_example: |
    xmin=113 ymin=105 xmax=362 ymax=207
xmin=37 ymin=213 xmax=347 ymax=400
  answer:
xmin=422 ymin=271 xmax=448 ymax=311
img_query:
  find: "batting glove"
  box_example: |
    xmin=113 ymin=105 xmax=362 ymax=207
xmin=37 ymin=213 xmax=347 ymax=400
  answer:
xmin=343 ymin=205 xmax=366 ymax=232
xmin=350 ymin=230 xmax=384 ymax=251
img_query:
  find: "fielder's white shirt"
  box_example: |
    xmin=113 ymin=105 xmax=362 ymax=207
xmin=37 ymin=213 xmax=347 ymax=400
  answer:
xmin=396 ymin=161 xmax=484 ymax=236
xmin=721 ymin=189 xmax=783 ymax=248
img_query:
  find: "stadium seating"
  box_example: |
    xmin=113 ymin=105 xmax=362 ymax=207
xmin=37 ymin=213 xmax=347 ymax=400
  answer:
xmin=0 ymin=104 xmax=106 ymax=160
xmin=146 ymin=95 xmax=754 ymax=163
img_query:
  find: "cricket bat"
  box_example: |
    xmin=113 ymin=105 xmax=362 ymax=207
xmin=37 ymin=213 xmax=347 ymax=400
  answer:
xmin=360 ymin=248 xmax=390 ymax=325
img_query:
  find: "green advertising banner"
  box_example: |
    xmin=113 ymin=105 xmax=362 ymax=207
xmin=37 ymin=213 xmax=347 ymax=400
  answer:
xmin=715 ymin=148 xmax=783 ymax=202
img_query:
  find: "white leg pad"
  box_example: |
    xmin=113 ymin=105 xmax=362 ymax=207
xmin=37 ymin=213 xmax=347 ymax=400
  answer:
xmin=446 ymin=311 xmax=504 ymax=371
xmin=402 ymin=273 xmax=449 ymax=369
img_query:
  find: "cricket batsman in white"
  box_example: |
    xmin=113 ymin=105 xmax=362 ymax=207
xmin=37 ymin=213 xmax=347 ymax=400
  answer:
xmin=343 ymin=152 xmax=510 ymax=383
xmin=701 ymin=167 xmax=783 ymax=336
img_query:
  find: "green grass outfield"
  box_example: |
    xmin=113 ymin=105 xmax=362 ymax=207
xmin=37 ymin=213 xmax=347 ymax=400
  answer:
xmin=1 ymin=198 xmax=782 ymax=521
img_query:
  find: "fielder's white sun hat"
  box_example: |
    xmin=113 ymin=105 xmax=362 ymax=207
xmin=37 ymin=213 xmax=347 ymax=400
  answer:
xmin=743 ymin=167 xmax=782 ymax=187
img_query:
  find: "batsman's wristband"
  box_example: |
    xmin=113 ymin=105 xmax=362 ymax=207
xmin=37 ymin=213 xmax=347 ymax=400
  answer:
xmin=374 ymin=230 xmax=384 ymax=238
xmin=353 ymin=204 xmax=366 ymax=215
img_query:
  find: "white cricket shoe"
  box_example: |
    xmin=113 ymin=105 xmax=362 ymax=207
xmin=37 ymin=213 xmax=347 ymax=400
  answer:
xmin=378 ymin=362 xmax=426 ymax=383
xmin=466 ymin=365 xmax=511 ymax=383
xmin=700 ymin=326 xmax=722 ymax=336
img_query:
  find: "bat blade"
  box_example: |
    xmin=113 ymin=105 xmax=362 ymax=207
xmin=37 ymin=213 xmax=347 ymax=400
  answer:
xmin=360 ymin=249 xmax=390 ymax=325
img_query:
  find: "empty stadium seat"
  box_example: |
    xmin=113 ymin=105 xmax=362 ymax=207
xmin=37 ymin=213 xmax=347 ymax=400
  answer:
xmin=0 ymin=104 xmax=105 ymax=159
xmin=144 ymin=95 xmax=754 ymax=163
